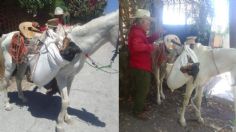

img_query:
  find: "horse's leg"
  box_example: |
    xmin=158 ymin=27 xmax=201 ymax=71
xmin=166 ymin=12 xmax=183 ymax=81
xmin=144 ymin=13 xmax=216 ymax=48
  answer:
xmin=192 ymin=85 xmax=204 ymax=124
xmin=230 ymin=69 xmax=236 ymax=130
xmin=160 ymin=70 xmax=166 ymax=100
xmin=155 ymin=68 xmax=162 ymax=105
xmin=55 ymin=76 xmax=69 ymax=132
xmin=179 ymin=80 xmax=195 ymax=127
xmin=2 ymin=53 xmax=16 ymax=111
xmin=15 ymin=63 xmax=28 ymax=103
xmin=159 ymin=64 xmax=166 ymax=99
xmin=2 ymin=69 xmax=15 ymax=111
xmin=66 ymin=76 xmax=74 ymax=96
xmin=64 ymin=76 xmax=74 ymax=124
xmin=231 ymin=70 xmax=236 ymax=131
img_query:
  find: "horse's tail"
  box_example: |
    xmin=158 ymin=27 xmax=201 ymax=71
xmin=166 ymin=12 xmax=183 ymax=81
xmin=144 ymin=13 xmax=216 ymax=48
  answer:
xmin=0 ymin=35 xmax=6 ymax=79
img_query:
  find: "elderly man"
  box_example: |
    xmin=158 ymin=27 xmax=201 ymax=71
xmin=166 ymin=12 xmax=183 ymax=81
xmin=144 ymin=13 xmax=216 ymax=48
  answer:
xmin=128 ymin=9 xmax=160 ymax=120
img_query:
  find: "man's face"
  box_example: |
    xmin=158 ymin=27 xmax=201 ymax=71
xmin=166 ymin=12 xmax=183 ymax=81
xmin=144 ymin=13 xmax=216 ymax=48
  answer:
xmin=141 ymin=18 xmax=151 ymax=32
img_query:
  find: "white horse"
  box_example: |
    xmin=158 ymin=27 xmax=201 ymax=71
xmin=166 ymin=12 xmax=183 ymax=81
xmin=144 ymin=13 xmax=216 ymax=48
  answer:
xmin=0 ymin=11 xmax=118 ymax=132
xmin=152 ymin=34 xmax=181 ymax=104
xmin=166 ymin=43 xmax=236 ymax=127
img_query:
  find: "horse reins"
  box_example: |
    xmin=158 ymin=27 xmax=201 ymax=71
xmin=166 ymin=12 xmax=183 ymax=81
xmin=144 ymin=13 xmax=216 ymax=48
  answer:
xmin=85 ymin=54 xmax=118 ymax=74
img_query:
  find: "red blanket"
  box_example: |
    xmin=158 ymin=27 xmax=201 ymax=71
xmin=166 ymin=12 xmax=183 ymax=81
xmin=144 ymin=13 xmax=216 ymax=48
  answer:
xmin=9 ymin=33 xmax=28 ymax=64
xmin=155 ymin=43 xmax=168 ymax=67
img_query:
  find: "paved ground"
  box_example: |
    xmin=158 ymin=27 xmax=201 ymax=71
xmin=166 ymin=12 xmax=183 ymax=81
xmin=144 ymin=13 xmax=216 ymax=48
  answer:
xmin=0 ymin=43 xmax=118 ymax=132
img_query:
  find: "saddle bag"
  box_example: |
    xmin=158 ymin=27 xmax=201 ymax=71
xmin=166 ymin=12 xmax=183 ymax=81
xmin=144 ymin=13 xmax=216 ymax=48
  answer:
xmin=29 ymin=36 xmax=69 ymax=86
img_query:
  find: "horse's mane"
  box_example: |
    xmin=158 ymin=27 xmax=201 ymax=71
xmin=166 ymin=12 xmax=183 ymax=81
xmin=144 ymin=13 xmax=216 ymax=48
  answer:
xmin=194 ymin=43 xmax=212 ymax=53
xmin=71 ymin=10 xmax=119 ymax=36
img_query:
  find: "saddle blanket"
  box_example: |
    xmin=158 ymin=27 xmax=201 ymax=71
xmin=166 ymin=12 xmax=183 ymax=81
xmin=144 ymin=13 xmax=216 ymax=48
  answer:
xmin=9 ymin=33 xmax=28 ymax=63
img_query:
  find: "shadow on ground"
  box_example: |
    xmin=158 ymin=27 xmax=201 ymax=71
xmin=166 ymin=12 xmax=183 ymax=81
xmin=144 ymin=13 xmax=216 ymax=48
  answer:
xmin=8 ymin=89 xmax=105 ymax=127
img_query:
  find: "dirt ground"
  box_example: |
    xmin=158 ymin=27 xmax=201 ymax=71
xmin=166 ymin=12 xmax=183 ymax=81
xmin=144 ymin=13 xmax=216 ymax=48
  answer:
xmin=120 ymin=83 xmax=235 ymax=132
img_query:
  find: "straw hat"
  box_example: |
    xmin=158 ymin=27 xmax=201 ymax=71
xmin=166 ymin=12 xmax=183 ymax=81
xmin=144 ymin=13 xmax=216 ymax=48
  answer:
xmin=54 ymin=7 xmax=64 ymax=15
xmin=46 ymin=18 xmax=59 ymax=28
xmin=131 ymin=9 xmax=154 ymax=21
xmin=19 ymin=22 xmax=40 ymax=39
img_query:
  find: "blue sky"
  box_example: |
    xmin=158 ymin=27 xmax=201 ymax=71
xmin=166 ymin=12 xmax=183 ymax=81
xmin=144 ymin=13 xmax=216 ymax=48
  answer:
xmin=104 ymin=0 xmax=119 ymax=13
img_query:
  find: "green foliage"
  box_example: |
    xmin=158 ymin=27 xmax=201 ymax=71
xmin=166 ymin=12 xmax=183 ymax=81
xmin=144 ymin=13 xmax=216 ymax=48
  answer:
xmin=18 ymin=0 xmax=53 ymax=15
xmin=53 ymin=0 xmax=67 ymax=11
xmin=18 ymin=0 xmax=107 ymax=23
xmin=66 ymin=0 xmax=107 ymax=22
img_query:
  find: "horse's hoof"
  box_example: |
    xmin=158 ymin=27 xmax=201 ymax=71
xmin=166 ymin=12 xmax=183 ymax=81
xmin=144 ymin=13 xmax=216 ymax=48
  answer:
xmin=5 ymin=103 xmax=13 ymax=111
xmin=157 ymin=100 xmax=161 ymax=105
xmin=56 ymin=125 xmax=65 ymax=132
xmin=65 ymin=117 xmax=74 ymax=125
xmin=197 ymin=117 xmax=204 ymax=124
xmin=179 ymin=119 xmax=186 ymax=127
xmin=161 ymin=94 xmax=166 ymax=100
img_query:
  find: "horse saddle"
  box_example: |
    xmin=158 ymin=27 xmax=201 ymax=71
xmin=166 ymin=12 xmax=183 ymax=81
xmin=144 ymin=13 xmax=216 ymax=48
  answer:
xmin=19 ymin=22 xmax=41 ymax=39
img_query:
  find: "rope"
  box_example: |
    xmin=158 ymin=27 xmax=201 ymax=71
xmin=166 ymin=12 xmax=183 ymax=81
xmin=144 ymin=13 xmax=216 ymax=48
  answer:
xmin=85 ymin=60 xmax=118 ymax=74
xmin=85 ymin=54 xmax=118 ymax=74
xmin=84 ymin=38 xmax=119 ymax=74
xmin=61 ymin=24 xmax=67 ymax=37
